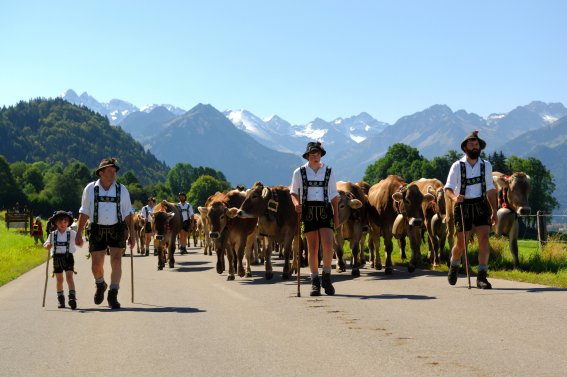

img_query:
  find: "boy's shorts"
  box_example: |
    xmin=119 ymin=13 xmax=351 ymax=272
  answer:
xmin=302 ymin=201 xmax=334 ymax=233
xmin=53 ymin=253 xmax=75 ymax=274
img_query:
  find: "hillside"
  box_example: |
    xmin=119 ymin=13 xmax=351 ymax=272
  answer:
xmin=0 ymin=98 xmax=168 ymax=184
xmin=145 ymin=104 xmax=302 ymax=186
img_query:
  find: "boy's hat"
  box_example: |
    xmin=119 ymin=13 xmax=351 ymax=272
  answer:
xmin=302 ymin=141 xmax=326 ymax=160
xmin=96 ymin=157 xmax=120 ymax=176
xmin=460 ymin=130 xmax=486 ymax=152
xmin=48 ymin=210 xmax=73 ymax=226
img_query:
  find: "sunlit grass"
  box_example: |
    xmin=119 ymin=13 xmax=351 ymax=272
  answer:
xmin=340 ymin=233 xmax=567 ymax=287
xmin=0 ymin=212 xmax=48 ymax=287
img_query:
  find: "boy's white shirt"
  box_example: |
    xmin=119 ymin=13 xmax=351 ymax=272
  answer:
xmin=44 ymin=228 xmax=78 ymax=255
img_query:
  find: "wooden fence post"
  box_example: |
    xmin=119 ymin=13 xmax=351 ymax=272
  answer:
xmin=536 ymin=210 xmax=548 ymax=251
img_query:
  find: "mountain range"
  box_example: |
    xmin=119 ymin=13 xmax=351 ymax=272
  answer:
xmin=60 ymin=90 xmax=567 ymax=212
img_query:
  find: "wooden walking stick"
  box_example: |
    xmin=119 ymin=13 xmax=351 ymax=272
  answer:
xmin=297 ymin=188 xmax=301 ymax=297
xmin=130 ymin=245 xmax=134 ymax=303
xmin=42 ymin=246 xmax=50 ymax=307
xmin=459 ymin=205 xmax=472 ymax=289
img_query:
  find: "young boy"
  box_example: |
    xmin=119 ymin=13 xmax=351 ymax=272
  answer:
xmin=44 ymin=211 xmax=78 ymax=309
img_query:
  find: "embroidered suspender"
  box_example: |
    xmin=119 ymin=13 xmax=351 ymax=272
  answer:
xmin=459 ymin=160 xmax=486 ymax=198
xmin=53 ymin=230 xmax=71 ymax=254
xmin=299 ymin=166 xmax=332 ymax=204
xmin=177 ymin=203 xmax=191 ymax=218
xmin=93 ymin=183 xmax=122 ymax=224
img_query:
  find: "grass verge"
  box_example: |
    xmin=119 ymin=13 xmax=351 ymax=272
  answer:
xmin=0 ymin=212 xmax=48 ymax=287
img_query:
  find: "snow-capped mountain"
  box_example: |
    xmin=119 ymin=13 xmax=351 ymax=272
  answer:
xmin=223 ymin=109 xmax=389 ymax=155
xmin=61 ymin=89 xmax=186 ymax=124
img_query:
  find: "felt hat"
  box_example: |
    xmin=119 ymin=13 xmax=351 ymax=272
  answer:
xmin=302 ymin=141 xmax=326 ymax=160
xmin=48 ymin=210 xmax=73 ymax=226
xmin=95 ymin=158 xmax=120 ymax=176
xmin=460 ymin=130 xmax=486 ymax=152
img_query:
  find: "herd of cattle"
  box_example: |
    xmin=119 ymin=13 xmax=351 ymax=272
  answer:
xmin=130 ymin=172 xmax=531 ymax=280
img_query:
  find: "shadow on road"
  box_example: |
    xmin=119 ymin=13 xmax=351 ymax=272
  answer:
xmin=489 ymin=287 xmax=567 ymax=293
xmin=334 ymin=293 xmax=437 ymax=300
xmin=77 ymin=303 xmax=206 ymax=313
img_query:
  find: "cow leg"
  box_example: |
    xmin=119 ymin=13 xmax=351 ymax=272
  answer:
xmin=398 ymin=236 xmax=407 ymax=260
xmin=215 ymin=242 xmax=225 ymax=274
xmin=509 ymin=220 xmax=521 ymax=269
xmin=236 ymin=244 xmax=246 ymax=278
xmin=334 ymin=229 xmax=347 ymax=273
xmin=157 ymin=247 xmax=165 ymax=270
xmin=407 ymin=227 xmax=422 ymax=273
xmin=168 ymin=240 xmax=176 ymax=268
xmin=226 ymin=246 xmax=236 ymax=281
xmin=264 ymin=237 xmax=273 ymax=280
xmin=282 ymin=242 xmax=291 ymax=280
xmin=350 ymin=227 xmax=363 ymax=277
xmin=384 ymin=234 xmax=394 ymax=275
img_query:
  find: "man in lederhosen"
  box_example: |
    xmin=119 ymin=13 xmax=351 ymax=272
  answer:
xmin=177 ymin=192 xmax=194 ymax=255
xmin=444 ymin=131 xmax=498 ymax=289
xmin=75 ymin=158 xmax=135 ymax=309
xmin=141 ymin=197 xmax=155 ymax=256
xmin=291 ymin=141 xmax=340 ymax=296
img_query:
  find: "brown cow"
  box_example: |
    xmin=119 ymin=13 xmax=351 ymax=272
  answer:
xmin=133 ymin=212 xmax=147 ymax=255
xmin=193 ymin=213 xmax=204 ymax=248
xmin=368 ymin=176 xmax=434 ymax=274
xmin=199 ymin=190 xmax=257 ymax=280
xmin=493 ymin=171 xmax=531 ymax=268
xmin=237 ymin=183 xmax=298 ymax=280
xmin=152 ymin=200 xmax=182 ymax=270
xmin=413 ymin=178 xmax=447 ymax=266
xmin=334 ymin=181 xmax=364 ymax=276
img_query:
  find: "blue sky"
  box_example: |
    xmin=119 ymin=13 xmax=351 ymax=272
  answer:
xmin=2 ymin=0 xmax=566 ymax=124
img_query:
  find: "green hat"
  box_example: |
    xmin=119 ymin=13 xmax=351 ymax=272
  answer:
xmin=96 ymin=157 xmax=120 ymax=176
xmin=460 ymin=130 xmax=486 ymax=152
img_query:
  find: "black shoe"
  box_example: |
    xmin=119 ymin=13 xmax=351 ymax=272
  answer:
xmin=448 ymin=264 xmax=459 ymax=286
xmin=321 ymin=272 xmax=335 ymax=296
xmin=68 ymin=293 xmax=77 ymax=310
xmin=310 ymin=276 xmax=321 ymax=296
xmin=476 ymin=270 xmax=492 ymax=289
xmin=107 ymin=289 xmax=121 ymax=309
xmin=145 ymin=248 xmax=149 ymax=256
xmin=57 ymin=295 xmax=65 ymax=309
xmin=94 ymin=281 xmax=108 ymax=305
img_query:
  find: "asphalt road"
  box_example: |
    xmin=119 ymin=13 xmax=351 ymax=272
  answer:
xmin=1 ymin=243 xmax=566 ymax=377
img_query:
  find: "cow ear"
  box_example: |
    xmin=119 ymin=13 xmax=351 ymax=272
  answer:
xmin=392 ymin=192 xmax=403 ymax=202
xmin=423 ymin=193 xmax=435 ymax=202
xmin=227 ymin=207 xmax=239 ymax=218
xmin=348 ymin=198 xmax=363 ymax=209
xmin=198 ymin=206 xmax=208 ymax=216
xmin=493 ymin=175 xmax=508 ymax=189
xmin=261 ymin=187 xmax=270 ymax=199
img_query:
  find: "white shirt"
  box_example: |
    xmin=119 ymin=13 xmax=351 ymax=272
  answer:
xmin=444 ymin=156 xmax=495 ymax=199
xmin=44 ymin=228 xmax=77 ymax=256
xmin=177 ymin=202 xmax=194 ymax=221
xmin=79 ymin=180 xmax=132 ymax=225
xmin=142 ymin=205 xmax=154 ymax=222
xmin=290 ymin=162 xmax=339 ymax=203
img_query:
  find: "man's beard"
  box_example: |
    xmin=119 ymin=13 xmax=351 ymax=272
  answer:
xmin=466 ymin=149 xmax=480 ymax=159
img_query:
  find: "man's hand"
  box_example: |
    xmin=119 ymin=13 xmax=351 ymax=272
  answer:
xmin=75 ymin=233 xmax=84 ymax=247
xmin=454 ymin=194 xmax=464 ymax=203
xmin=491 ymin=212 xmax=498 ymax=227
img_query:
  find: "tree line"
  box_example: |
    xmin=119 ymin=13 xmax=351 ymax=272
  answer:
xmin=0 ymin=156 xmax=229 ymax=217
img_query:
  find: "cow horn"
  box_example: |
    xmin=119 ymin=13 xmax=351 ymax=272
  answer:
xmin=392 ymin=192 xmax=403 ymax=202
xmin=348 ymin=199 xmax=363 ymax=209
xmin=427 ymin=185 xmax=435 ymax=195
xmin=262 ymin=187 xmax=270 ymax=199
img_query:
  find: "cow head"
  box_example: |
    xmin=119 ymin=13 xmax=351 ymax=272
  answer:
xmin=237 ymin=182 xmax=268 ymax=219
xmin=152 ymin=211 xmax=175 ymax=238
xmin=493 ymin=172 xmax=531 ymax=216
xmin=336 ymin=190 xmax=363 ymax=226
xmin=392 ymin=184 xmax=434 ymax=227
xmin=427 ymin=185 xmax=446 ymax=221
xmin=205 ymin=201 xmax=229 ymax=239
